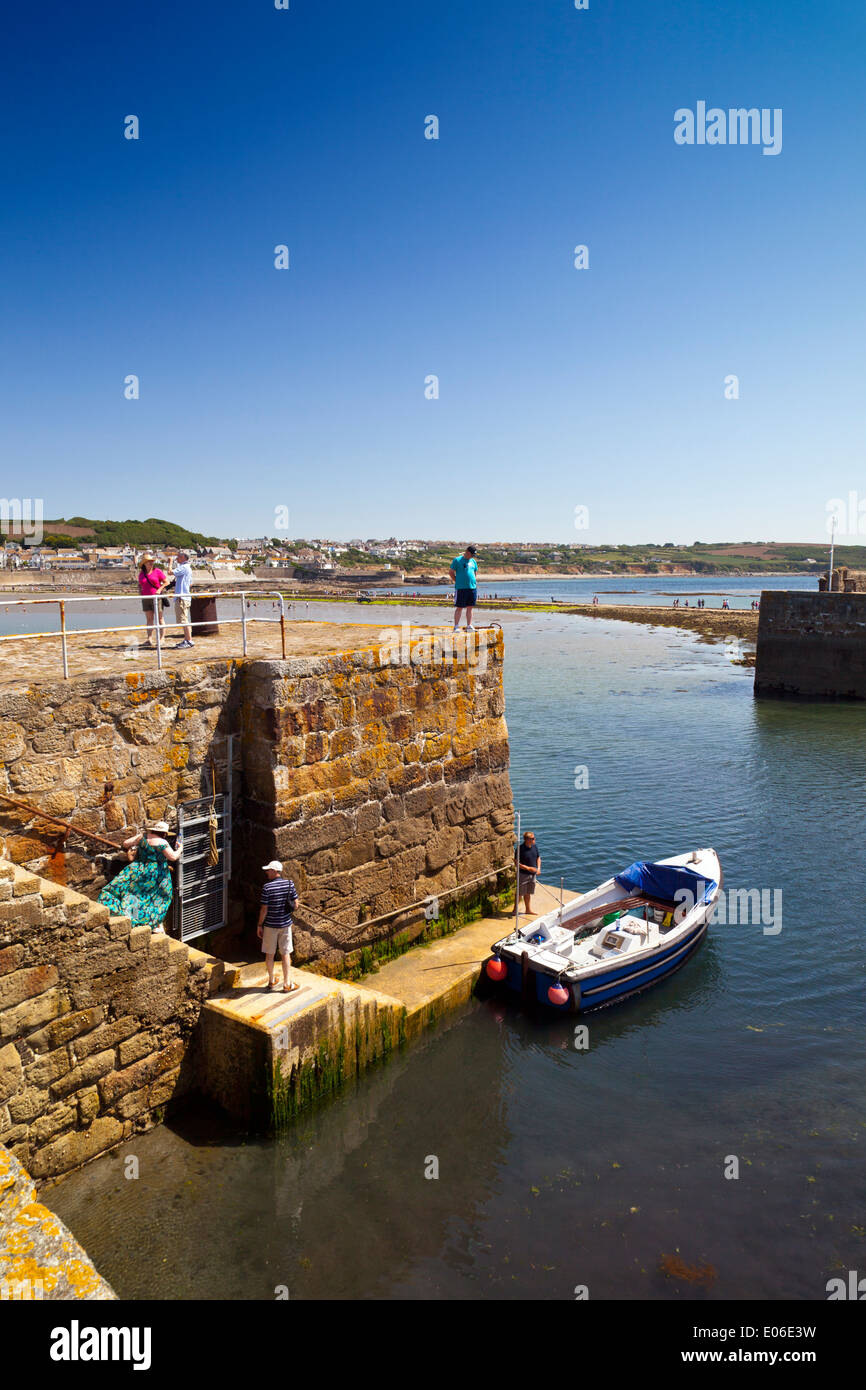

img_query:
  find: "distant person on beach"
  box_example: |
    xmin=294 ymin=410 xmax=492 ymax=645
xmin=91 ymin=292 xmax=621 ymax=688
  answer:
xmin=450 ymin=544 xmax=478 ymax=632
xmin=592 ymin=594 xmax=599 ymax=606
xmin=171 ymin=551 xmax=194 ymax=649
xmin=138 ymin=554 xmax=168 ymax=648
xmin=257 ymin=860 xmax=299 ymax=993
xmin=517 ymin=831 xmax=541 ymax=917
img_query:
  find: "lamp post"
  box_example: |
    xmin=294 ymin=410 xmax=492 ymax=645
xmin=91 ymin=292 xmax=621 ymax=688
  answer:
xmin=828 ymin=515 xmax=836 ymax=591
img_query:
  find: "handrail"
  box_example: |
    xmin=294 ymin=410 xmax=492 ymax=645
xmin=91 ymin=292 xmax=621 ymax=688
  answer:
xmin=261 ymin=591 xmax=287 ymax=658
xmin=296 ymin=862 xmax=514 ymax=939
xmin=0 ymin=588 xmax=293 ymax=678
xmin=0 ymin=587 xmax=261 ymax=606
xmin=0 ymin=790 xmax=128 ymax=853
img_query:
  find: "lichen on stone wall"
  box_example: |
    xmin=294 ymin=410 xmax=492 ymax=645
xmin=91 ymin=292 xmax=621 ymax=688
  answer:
xmin=0 ymin=860 xmax=220 ymax=1181
xmin=239 ymin=631 xmax=515 ymax=966
xmin=0 ymin=1142 xmax=115 ymax=1299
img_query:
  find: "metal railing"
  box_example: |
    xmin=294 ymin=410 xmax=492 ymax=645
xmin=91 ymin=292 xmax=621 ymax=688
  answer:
xmin=0 ymin=589 xmax=290 ymax=678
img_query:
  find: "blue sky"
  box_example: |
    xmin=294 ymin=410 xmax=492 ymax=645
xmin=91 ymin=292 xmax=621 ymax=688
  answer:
xmin=1 ymin=0 xmax=864 ymax=544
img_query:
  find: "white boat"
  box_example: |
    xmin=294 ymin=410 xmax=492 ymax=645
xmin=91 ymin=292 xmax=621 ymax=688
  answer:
xmin=484 ymin=848 xmax=722 ymax=1012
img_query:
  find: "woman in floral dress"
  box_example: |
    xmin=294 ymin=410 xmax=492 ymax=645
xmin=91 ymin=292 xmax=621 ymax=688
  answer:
xmin=99 ymin=820 xmax=180 ymax=933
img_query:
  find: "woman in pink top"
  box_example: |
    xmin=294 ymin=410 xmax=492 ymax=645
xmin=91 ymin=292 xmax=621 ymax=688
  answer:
xmin=138 ymin=553 xmax=168 ymax=647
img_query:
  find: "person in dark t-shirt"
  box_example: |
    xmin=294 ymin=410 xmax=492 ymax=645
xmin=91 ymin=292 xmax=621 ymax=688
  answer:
xmin=517 ymin=831 xmax=541 ymax=918
xmin=257 ymin=860 xmax=299 ymax=993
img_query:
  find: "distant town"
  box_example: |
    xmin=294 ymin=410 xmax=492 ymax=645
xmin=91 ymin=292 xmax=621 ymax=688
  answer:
xmin=0 ymin=516 xmax=855 ymax=579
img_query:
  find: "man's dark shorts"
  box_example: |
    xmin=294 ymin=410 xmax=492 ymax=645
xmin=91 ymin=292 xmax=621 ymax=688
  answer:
xmin=455 ymin=588 xmax=477 ymax=608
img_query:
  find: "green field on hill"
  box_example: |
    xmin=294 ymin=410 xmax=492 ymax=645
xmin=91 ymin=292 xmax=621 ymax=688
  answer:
xmin=41 ymin=517 xmax=223 ymax=549
xmin=399 ymin=540 xmax=853 ymax=575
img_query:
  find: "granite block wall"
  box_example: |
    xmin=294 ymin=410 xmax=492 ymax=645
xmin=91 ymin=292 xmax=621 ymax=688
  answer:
xmin=238 ymin=628 xmax=514 ymax=967
xmin=754 ymin=591 xmax=866 ymax=698
xmin=0 ymin=860 xmax=224 ymax=1180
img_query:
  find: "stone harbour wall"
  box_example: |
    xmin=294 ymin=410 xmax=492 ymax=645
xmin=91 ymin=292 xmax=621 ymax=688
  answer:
xmin=239 ymin=628 xmax=514 ymax=968
xmin=0 ymin=635 xmax=514 ymax=959
xmin=0 ymin=661 xmax=241 ymax=893
xmin=0 ymin=628 xmax=515 ymax=1174
xmin=0 ymin=859 xmax=224 ymax=1180
xmin=0 ymin=1142 xmax=116 ymax=1299
xmin=754 ymin=591 xmax=866 ymax=699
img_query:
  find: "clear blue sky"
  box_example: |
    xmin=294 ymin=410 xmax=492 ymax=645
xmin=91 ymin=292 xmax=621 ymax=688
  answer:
xmin=2 ymin=0 xmax=863 ymax=544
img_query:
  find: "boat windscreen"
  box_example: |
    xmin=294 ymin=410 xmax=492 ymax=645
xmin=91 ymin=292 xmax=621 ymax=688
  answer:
xmin=614 ymin=861 xmax=717 ymax=905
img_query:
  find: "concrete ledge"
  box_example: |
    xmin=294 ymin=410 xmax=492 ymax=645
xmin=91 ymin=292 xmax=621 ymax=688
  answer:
xmin=364 ymin=885 xmax=579 ymax=1039
xmin=198 ymin=968 xmax=406 ymax=1129
xmin=196 ymin=884 xmax=577 ymax=1127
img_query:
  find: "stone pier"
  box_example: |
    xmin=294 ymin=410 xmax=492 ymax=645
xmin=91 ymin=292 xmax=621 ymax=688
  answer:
xmin=0 ymin=621 xmax=516 ymax=1179
xmin=754 ymin=591 xmax=866 ymax=698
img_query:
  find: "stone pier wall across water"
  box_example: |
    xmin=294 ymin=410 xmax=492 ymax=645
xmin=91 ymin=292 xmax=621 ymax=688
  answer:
xmin=754 ymin=591 xmax=866 ymax=698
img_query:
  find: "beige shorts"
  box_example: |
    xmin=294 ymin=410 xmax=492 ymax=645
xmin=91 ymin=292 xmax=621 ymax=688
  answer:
xmin=262 ymin=924 xmax=293 ymax=958
xmin=175 ymin=597 xmax=191 ymax=624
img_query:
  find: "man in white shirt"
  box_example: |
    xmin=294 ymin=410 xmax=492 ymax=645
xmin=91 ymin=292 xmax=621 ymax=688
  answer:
xmin=171 ymin=552 xmax=194 ymax=648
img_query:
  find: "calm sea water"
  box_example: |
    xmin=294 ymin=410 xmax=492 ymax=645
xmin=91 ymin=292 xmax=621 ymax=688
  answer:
xmin=0 ymin=572 xmax=816 ymax=640
xmin=399 ymin=573 xmax=817 ymax=609
xmin=47 ymin=607 xmax=866 ymax=1300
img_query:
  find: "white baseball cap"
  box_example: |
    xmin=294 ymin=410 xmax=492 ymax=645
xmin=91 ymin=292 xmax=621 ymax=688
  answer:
xmin=262 ymin=860 xmax=283 ymax=872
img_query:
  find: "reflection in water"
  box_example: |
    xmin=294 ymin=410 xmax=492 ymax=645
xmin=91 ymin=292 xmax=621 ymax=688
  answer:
xmin=49 ymin=613 xmax=866 ymax=1299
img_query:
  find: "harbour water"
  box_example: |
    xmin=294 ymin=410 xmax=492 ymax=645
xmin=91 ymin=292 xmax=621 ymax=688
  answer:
xmin=410 ymin=573 xmax=817 ymax=609
xmin=0 ymin=572 xmax=814 ymax=640
xmin=47 ymin=606 xmax=866 ymax=1300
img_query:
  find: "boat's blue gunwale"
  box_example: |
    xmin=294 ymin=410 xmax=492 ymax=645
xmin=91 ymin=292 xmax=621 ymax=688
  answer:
xmin=576 ymin=924 xmax=708 ymax=1011
xmin=525 ymin=921 xmax=709 ymax=1012
xmin=494 ymin=914 xmax=709 ymax=989
xmin=489 ymin=917 xmax=711 ymax=1012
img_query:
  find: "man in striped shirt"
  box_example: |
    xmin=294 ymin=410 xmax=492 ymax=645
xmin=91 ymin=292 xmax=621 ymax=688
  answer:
xmin=257 ymin=860 xmax=299 ymax=993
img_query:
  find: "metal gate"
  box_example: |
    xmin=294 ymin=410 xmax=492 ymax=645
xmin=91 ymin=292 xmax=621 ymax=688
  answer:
xmin=174 ymin=785 xmax=232 ymax=943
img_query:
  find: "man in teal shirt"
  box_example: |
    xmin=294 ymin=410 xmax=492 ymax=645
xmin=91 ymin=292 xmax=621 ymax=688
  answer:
xmin=449 ymin=544 xmax=478 ymax=631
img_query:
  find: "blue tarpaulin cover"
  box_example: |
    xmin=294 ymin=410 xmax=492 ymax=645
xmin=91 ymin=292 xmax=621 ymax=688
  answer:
xmin=614 ymin=861 xmax=717 ymax=905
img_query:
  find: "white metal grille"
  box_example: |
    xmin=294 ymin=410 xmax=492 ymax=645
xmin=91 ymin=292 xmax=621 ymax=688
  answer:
xmin=174 ymin=790 xmax=232 ymax=942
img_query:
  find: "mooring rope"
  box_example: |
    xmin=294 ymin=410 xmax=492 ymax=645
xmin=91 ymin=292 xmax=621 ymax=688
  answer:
xmin=206 ymin=762 xmax=219 ymax=868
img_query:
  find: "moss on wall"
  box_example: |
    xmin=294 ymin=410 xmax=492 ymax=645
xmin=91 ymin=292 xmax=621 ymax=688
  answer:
xmin=337 ymin=875 xmax=512 ymax=981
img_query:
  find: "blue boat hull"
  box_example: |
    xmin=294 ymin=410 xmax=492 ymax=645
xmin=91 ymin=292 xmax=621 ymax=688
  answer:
xmin=490 ymin=919 xmax=708 ymax=1012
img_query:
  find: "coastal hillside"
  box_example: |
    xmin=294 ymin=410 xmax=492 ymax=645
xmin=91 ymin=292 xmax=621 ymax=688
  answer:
xmin=20 ymin=523 xmax=858 ymax=579
xmin=397 ymin=540 xmax=858 ymax=578
xmin=40 ymin=516 xmax=223 ymax=549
